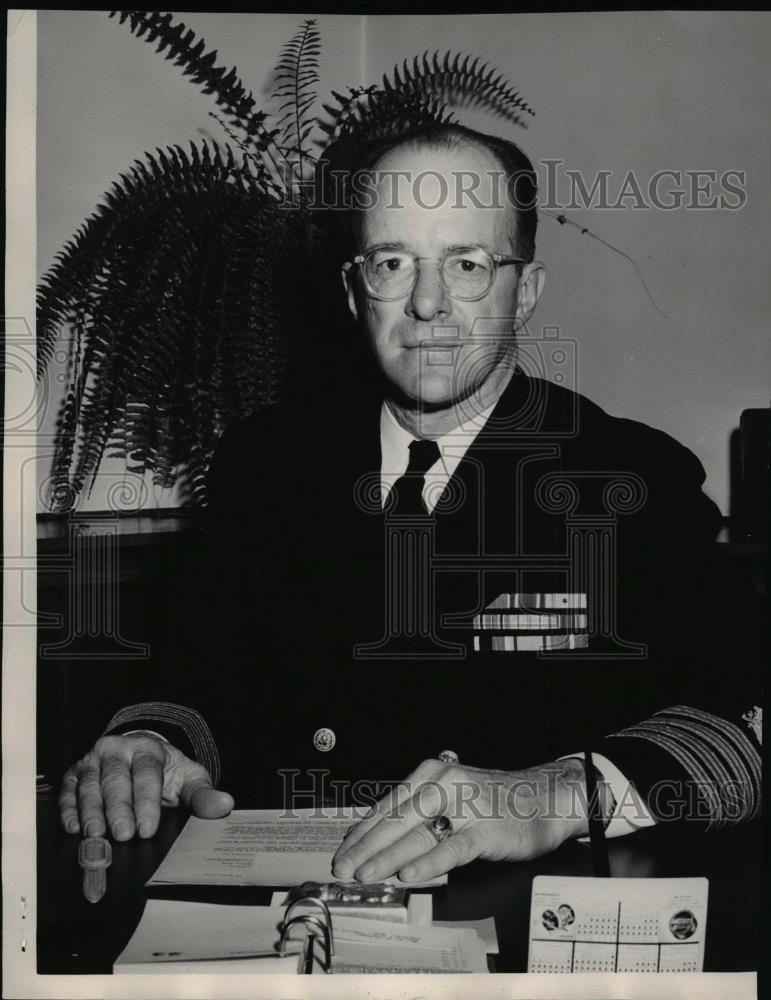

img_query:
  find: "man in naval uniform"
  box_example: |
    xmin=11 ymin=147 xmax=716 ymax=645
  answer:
xmin=58 ymin=123 xmax=761 ymax=883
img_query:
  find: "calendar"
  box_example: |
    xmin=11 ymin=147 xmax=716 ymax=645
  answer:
xmin=527 ymin=876 xmax=708 ymax=974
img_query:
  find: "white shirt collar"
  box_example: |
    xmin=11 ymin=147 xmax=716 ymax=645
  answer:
xmin=379 ymin=394 xmax=501 ymax=513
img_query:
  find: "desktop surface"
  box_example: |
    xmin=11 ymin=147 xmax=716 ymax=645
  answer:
xmin=36 ymin=793 xmax=760 ymax=975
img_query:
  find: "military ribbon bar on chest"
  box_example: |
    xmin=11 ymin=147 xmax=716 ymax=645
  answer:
xmin=473 ymin=592 xmax=588 ymax=652
xmin=352 ymin=468 xmax=649 ymax=661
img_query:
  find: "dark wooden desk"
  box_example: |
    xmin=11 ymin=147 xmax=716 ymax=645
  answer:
xmin=37 ymin=794 xmax=760 ymax=975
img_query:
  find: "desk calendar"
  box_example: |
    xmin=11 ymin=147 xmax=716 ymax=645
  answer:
xmin=527 ymin=876 xmax=708 ymax=974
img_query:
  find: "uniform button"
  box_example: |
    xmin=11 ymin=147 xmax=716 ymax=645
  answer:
xmin=313 ymin=727 xmax=336 ymax=752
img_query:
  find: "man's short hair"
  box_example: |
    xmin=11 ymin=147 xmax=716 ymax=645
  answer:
xmin=328 ymin=122 xmax=538 ymax=264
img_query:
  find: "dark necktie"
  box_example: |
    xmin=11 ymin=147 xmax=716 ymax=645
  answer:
xmin=389 ymin=438 xmax=441 ymax=516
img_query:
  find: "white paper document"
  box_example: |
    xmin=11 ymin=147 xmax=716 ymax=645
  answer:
xmin=433 ymin=916 xmax=499 ymax=955
xmin=114 ymin=902 xmax=296 ymax=972
xmin=114 ymin=900 xmax=487 ymax=974
xmin=147 ymin=808 xmax=446 ymax=888
xmin=528 ymin=876 xmax=709 ymax=974
xmin=327 ymin=915 xmax=488 ymax=973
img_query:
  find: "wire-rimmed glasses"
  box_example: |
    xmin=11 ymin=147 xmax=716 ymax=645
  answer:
xmin=346 ymin=245 xmax=524 ymax=302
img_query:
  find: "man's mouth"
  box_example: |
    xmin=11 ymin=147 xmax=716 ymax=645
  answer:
xmin=402 ymin=339 xmax=461 ymax=350
xmin=402 ymin=341 xmax=460 ymax=368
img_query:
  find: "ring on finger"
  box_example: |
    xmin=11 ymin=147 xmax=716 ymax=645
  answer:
xmin=426 ymin=814 xmax=454 ymax=843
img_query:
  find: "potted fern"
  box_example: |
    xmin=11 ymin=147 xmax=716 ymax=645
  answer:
xmin=37 ymin=12 xmax=534 ymax=510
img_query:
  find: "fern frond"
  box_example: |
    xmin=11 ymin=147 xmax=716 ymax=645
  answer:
xmin=318 ymin=86 xmax=456 ymax=184
xmin=321 ymin=48 xmax=534 ymax=164
xmin=271 ymin=18 xmax=321 ymax=200
xmin=385 ymin=50 xmax=535 ymax=122
xmin=37 ymin=141 xmax=316 ymax=510
xmin=109 ymin=11 xmax=286 ymax=179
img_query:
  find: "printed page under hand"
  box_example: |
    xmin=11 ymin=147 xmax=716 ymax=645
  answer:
xmin=147 ymin=809 xmax=447 ymax=888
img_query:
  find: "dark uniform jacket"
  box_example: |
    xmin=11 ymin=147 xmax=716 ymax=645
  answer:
xmin=106 ymin=369 xmax=762 ymax=825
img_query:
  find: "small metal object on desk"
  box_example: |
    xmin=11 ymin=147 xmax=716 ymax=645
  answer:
xmin=78 ymin=836 xmax=112 ymax=903
xmin=285 ymin=880 xmax=407 ymax=910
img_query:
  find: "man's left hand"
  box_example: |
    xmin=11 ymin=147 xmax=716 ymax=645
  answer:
xmin=332 ymin=757 xmax=599 ymax=883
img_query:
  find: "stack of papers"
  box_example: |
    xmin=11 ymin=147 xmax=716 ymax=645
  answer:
xmin=116 ymin=808 xmax=482 ymax=974
xmin=118 ymin=811 xmax=712 ymax=975
xmin=327 ymin=914 xmax=489 ymax=973
xmin=114 ymin=901 xmax=490 ymax=974
xmin=114 ymin=902 xmax=300 ymax=974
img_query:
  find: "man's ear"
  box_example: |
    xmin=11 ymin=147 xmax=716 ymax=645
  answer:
xmin=341 ymin=262 xmax=359 ymax=322
xmin=514 ymin=261 xmax=546 ymax=330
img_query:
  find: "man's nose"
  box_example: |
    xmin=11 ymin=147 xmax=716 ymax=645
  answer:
xmin=406 ymin=260 xmax=451 ymax=321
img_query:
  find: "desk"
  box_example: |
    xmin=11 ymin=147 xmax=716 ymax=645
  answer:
xmin=36 ymin=794 xmax=759 ymax=974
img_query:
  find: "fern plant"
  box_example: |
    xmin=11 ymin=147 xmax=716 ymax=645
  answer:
xmin=38 ymin=12 xmax=534 ymax=510
xmin=272 ymin=17 xmax=321 ymax=200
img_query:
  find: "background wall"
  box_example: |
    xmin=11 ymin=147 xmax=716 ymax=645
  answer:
xmin=37 ymin=10 xmax=771 ymax=514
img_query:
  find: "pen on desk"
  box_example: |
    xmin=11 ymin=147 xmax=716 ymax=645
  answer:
xmin=78 ymin=835 xmax=112 ymax=903
xmin=302 ymin=933 xmax=315 ymax=975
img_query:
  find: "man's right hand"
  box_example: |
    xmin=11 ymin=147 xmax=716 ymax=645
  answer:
xmin=58 ymin=733 xmax=234 ymax=840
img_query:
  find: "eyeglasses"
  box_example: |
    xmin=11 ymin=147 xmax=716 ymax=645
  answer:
xmin=346 ymin=246 xmax=524 ymax=302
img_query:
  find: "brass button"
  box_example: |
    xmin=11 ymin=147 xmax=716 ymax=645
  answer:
xmin=313 ymin=727 xmax=336 ymax=752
